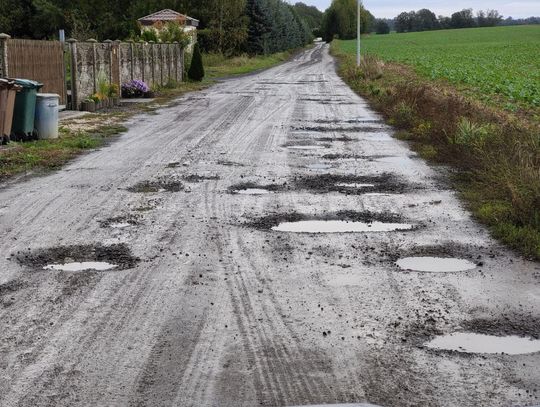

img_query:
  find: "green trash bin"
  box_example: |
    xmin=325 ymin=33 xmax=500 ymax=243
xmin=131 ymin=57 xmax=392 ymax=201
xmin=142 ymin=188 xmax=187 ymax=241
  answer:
xmin=12 ymin=79 xmax=43 ymax=141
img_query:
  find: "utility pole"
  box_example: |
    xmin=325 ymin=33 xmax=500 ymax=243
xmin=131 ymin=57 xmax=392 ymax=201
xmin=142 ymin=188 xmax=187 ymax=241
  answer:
xmin=357 ymin=0 xmax=361 ymax=66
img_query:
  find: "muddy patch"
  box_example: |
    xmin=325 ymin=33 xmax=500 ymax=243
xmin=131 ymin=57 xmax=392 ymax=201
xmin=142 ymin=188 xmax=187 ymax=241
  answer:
xmin=127 ymin=179 xmax=183 ymax=193
xmin=14 ymin=243 xmax=139 ymax=271
xmin=294 ymin=173 xmax=409 ymax=195
xmin=181 ymin=174 xmax=220 ymax=183
xmin=248 ymin=211 xmax=415 ymax=232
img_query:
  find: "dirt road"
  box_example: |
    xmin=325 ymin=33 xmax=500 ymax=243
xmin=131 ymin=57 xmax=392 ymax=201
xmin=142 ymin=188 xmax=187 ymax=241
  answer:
xmin=1 ymin=44 xmax=539 ymax=407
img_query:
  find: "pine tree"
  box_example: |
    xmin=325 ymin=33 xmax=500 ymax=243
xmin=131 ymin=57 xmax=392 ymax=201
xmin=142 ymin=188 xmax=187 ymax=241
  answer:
xmin=245 ymin=0 xmax=271 ymax=55
xmin=188 ymin=43 xmax=205 ymax=82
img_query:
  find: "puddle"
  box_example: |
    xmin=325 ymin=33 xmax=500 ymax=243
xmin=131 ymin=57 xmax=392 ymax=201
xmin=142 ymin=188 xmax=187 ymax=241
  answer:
xmin=425 ymin=332 xmax=540 ymax=354
xmin=307 ymin=163 xmax=332 ymax=170
xmin=396 ymin=257 xmax=476 ymax=272
xmin=44 ymin=262 xmax=118 ymax=272
xmin=234 ymin=188 xmax=273 ymax=195
xmin=287 ymin=145 xmax=326 ymax=150
xmin=335 ymin=183 xmax=375 ymax=188
xmin=272 ymin=220 xmax=414 ymax=233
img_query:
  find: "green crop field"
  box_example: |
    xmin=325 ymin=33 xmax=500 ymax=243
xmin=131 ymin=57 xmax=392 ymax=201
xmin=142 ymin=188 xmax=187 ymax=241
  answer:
xmin=337 ymin=25 xmax=540 ymax=110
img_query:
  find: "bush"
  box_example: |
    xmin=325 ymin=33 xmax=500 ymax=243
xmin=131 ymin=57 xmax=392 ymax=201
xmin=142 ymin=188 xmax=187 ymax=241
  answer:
xmin=188 ymin=43 xmax=205 ymax=82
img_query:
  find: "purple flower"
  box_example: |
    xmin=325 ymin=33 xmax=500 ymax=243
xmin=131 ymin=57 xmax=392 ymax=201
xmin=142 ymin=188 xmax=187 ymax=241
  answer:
xmin=122 ymin=80 xmax=150 ymax=98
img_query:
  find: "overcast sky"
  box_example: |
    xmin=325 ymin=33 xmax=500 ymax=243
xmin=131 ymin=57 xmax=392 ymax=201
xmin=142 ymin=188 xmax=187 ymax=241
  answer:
xmin=287 ymin=0 xmax=539 ymax=18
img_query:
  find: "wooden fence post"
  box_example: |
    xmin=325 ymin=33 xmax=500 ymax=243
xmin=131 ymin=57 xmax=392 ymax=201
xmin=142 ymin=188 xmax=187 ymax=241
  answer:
xmin=0 ymin=33 xmax=10 ymax=78
xmin=67 ymin=38 xmax=79 ymax=110
xmin=149 ymin=41 xmax=155 ymax=87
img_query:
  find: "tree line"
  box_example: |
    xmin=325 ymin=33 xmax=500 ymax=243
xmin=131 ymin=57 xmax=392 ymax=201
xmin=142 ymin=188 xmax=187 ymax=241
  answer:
xmin=393 ymin=8 xmax=503 ymax=33
xmin=0 ymin=0 xmax=314 ymax=55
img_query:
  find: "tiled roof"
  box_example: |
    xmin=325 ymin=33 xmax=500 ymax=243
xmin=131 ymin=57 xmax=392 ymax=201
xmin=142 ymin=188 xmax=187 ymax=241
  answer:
xmin=138 ymin=9 xmax=199 ymax=24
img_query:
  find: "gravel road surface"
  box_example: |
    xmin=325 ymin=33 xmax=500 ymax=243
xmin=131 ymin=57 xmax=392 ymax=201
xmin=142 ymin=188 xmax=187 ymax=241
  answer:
xmin=1 ymin=44 xmax=539 ymax=407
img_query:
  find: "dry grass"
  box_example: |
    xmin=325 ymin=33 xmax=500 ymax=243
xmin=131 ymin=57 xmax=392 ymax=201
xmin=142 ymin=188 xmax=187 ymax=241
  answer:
xmin=332 ymin=43 xmax=540 ymax=260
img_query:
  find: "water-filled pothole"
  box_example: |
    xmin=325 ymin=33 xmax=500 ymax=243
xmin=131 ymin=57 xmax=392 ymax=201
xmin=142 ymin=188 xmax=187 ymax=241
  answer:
xmin=248 ymin=211 xmax=416 ymax=233
xmin=287 ymin=145 xmax=327 ymax=150
xmin=99 ymin=214 xmax=140 ymax=229
xmin=425 ymin=332 xmax=540 ymax=354
xmin=396 ymin=257 xmax=477 ymax=272
xmin=235 ymin=188 xmax=273 ymax=195
xmin=335 ymin=183 xmax=375 ymax=188
xmin=14 ymin=243 xmax=139 ymax=271
xmin=229 ymin=182 xmax=283 ymax=195
xmin=294 ymin=173 xmax=409 ymax=194
xmin=127 ymin=179 xmax=183 ymax=193
xmin=182 ymin=174 xmax=220 ymax=183
xmin=272 ymin=220 xmax=414 ymax=233
xmin=44 ymin=262 xmax=117 ymax=272
xmin=306 ymin=163 xmax=332 ymax=170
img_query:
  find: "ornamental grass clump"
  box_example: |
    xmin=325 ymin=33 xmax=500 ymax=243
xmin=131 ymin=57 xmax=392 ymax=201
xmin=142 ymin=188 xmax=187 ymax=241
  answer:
xmin=121 ymin=80 xmax=150 ymax=98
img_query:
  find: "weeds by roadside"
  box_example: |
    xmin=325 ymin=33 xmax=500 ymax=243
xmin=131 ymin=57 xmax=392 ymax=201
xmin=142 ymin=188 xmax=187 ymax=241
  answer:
xmin=331 ymin=42 xmax=540 ymax=260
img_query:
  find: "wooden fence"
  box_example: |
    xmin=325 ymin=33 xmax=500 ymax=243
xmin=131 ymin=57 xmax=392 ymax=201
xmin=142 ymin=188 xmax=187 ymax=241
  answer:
xmin=5 ymin=38 xmax=67 ymax=105
xmin=0 ymin=35 xmax=185 ymax=110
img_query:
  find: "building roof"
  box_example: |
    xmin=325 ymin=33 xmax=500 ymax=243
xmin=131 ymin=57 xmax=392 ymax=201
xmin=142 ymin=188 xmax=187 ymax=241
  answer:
xmin=138 ymin=9 xmax=199 ymax=26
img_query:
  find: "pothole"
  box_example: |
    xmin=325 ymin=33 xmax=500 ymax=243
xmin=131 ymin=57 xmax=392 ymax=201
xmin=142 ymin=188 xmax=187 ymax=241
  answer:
xmin=182 ymin=174 xmax=220 ymax=183
xmin=44 ymin=262 xmax=117 ymax=272
xmin=272 ymin=220 xmax=414 ymax=233
xmin=294 ymin=173 xmax=409 ymax=194
xmin=127 ymin=179 xmax=183 ymax=193
xmin=306 ymin=163 xmax=333 ymax=170
xmin=396 ymin=257 xmax=477 ymax=272
xmin=14 ymin=244 xmax=139 ymax=271
xmin=424 ymin=332 xmax=540 ymax=355
xmin=217 ymin=160 xmax=245 ymax=167
xmin=335 ymin=183 xmax=375 ymax=188
xmin=248 ymin=211 xmax=416 ymax=233
xmin=99 ymin=214 xmax=140 ymax=229
xmin=291 ymin=125 xmax=386 ymax=133
xmin=229 ymin=182 xmax=283 ymax=195
xmin=286 ymin=145 xmax=327 ymax=150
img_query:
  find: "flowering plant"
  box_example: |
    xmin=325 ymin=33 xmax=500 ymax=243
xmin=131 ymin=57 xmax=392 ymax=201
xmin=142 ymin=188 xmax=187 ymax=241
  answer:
xmin=121 ymin=80 xmax=150 ymax=98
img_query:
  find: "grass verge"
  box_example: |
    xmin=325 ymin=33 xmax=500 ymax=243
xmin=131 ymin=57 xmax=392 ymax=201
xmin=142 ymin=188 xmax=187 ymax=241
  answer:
xmin=0 ymin=49 xmax=298 ymax=182
xmin=331 ymin=42 xmax=540 ymax=260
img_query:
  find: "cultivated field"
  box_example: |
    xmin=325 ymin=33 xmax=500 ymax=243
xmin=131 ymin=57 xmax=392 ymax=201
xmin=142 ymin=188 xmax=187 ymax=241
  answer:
xmin=339 ymin=25 xmax=540 ymax=111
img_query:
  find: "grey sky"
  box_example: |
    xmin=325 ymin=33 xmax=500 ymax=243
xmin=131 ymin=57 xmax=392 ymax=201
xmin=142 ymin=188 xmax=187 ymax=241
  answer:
xmin=287 ymin=0 xmax=539 ymax=18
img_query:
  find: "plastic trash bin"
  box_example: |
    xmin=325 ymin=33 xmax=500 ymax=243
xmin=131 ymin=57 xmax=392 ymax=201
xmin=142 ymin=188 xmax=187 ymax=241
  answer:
xmin=12 ymin=79 xmax=43 ymax=141
xmin=35 ymin=94 xmax=60 ymax=139
xmin=0 ymin=79 xmax=20 ymax=144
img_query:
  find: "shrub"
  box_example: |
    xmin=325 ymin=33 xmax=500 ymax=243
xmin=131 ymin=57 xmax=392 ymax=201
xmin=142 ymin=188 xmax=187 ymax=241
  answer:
xmin=188 ymin=43 xmax=205 ymax=82
xmin=392 ymin=101 xmax=416 ymax=128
